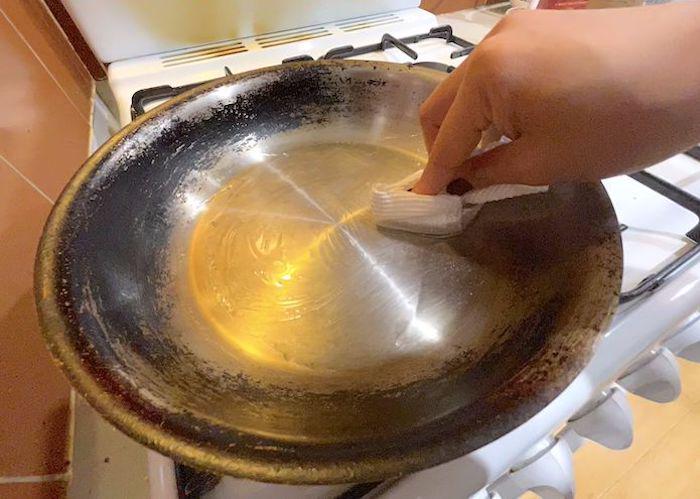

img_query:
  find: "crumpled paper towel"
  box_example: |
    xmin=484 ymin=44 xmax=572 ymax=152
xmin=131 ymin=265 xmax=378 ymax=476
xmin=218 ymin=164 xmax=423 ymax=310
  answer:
xmin=371 ymin=169 xmax=548 ymax=237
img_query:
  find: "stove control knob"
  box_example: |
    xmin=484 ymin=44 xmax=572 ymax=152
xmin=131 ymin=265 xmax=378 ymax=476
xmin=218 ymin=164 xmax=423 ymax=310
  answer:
xmin=469 ymin=488 xmax=495 ymax=499
xmin=568 ymin=387 xmax=633 ymax=450
xmin=665 ymin=317 xmax=700 ymax=363
xmin=491 ymin=437 xmax=574 ymax=499
xmin=618 ymin=347 xmax=680 ymax=403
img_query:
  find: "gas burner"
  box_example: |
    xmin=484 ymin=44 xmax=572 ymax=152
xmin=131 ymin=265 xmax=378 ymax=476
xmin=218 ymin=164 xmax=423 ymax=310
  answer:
xmin=282 ymin=25 xmax=474 ymax=63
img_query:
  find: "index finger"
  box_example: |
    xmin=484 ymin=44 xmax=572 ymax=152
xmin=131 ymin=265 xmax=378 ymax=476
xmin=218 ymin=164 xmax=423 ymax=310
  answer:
xmin=420 ymin=59 xmax=471 ymax=152
xmin=413 ymin=77 xmax=490 ymax=195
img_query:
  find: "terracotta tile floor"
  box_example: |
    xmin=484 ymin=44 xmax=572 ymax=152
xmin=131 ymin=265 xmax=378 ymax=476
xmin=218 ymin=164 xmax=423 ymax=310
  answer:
xmin=0 ymin=481 xmax=67 ymax=499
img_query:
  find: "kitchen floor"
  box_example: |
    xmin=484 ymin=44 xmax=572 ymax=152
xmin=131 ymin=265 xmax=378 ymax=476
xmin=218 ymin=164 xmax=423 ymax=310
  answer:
xmin=69 ymin=358 xmax=700 ymax=498
xmin=569 ymin=358 xmax=700 ymax=499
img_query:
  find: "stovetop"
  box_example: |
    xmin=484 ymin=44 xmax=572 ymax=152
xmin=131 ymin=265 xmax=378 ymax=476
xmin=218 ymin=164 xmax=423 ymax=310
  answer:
xmin=129 ymin=24 xmax=474 ymax=119
xmin=98 ymin=8 xmax=700 ymax=498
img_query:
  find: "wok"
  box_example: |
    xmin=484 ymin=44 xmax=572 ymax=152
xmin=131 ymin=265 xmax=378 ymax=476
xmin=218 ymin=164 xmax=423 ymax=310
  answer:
xmin=35 ymin=60 xmax=621 ymax=483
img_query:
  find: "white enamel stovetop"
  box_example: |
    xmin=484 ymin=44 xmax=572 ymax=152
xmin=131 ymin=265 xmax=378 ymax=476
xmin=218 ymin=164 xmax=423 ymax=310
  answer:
xmin=86 ymin=5 xmax=700 ymax=498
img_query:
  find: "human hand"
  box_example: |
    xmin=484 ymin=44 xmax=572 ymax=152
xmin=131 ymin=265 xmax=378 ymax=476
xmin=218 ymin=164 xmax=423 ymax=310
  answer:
xmin=413 ymin=3 xmax=700 ymax=195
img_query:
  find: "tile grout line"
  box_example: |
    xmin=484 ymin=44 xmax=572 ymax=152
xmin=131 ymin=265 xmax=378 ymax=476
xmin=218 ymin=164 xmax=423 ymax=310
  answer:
xmin=0 ymin=472 xmax=70 ymax=484
xmin=88 ymin=85 xmax=96 ymax=155
xmin=65 ymin=389 xmax=76 ymax=485
xmin=0 ymin=153 xmax=55 ymax=205
xmin=0 ymin=8 xmax=91 ymax=125
xmin=596 ymin=401 xmax=694 ymax=498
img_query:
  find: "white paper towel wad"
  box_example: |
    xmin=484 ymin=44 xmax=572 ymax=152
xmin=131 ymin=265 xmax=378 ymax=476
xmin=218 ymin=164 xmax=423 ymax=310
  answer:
xmin=371 ymin=169 xmax=548 ymax=237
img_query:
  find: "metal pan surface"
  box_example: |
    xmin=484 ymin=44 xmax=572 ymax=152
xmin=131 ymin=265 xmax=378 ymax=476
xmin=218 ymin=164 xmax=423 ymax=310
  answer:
xmin=35 ymin=60 xmax=621 ymax=483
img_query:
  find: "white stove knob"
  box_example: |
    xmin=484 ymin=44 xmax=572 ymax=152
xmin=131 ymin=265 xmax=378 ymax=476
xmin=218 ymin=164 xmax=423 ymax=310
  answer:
xmin=665 ymin=317 xmax=700 ymax=362
xmin=618 ymin=347 xmax=681 ymax=403
xmin=559 ymin=427 xmax=585 ymax=453
xmin=469 ymin=488 xmax=494 ymax=499
xmin=490 ymin=437 xmax=574 ymax=499
xmin=568 ymin=388 xmax=633 ymax=450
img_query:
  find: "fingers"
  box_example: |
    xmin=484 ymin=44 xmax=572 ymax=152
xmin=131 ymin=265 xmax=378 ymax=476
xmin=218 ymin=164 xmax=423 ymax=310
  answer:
xmin=479 ymin=124 xmax=504 ymax=149
xmin=419 ymin=60 xmax=471 ymax=153
xmin=413 ymin=76 xmax=489 ymax=194
xmin=418 ymin=19 xmax=508 ymax=154
xmin=456 ymin=139 xmax=549 ymax=188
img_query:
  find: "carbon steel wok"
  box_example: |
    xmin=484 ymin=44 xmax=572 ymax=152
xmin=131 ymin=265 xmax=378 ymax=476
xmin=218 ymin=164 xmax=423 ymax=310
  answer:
xmin=35 ymin=60 xmax=621 ymax=484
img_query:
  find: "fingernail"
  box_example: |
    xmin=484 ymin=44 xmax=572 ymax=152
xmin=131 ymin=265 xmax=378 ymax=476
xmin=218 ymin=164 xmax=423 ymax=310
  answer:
xmin=411 ymin=180 xmax=432 ymax=195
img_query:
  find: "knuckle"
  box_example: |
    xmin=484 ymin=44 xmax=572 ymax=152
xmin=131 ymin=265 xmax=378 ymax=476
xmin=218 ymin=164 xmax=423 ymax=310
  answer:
xmin=471 ymin=40 xmax=516 ymax=88
xmin=517 ymin=161 xmax=550 ymax=186
xmin=474 ymin=40 xmax=508 ymax=69
xmin=504 ymin=9 xmax=529 ymax=24
xmin=487 ymin=9 xmax=530 ymax=41
xmin=419 ymin=101 xmax=435 ymax=125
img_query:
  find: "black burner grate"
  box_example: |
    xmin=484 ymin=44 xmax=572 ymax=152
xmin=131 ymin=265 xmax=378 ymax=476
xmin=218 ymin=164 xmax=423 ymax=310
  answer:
xmin=130 ymin=25 xmax=473 ymax=119
xmin=130 ymin=66 xmax=233 ymax=119
xmin=282 ymin=25 xmax=474 ymax=63
xmin=620 ymin=167 xmax=700 ymax=303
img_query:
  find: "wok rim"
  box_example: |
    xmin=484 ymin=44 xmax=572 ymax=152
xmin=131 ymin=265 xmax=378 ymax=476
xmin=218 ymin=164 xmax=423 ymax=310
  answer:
xmin=34 ymin=59 xmax=622 ymax=484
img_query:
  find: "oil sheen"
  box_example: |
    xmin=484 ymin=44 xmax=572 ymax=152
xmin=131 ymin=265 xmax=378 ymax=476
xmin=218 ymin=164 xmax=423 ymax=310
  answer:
xmin=188 ymin=142 xmax=432 ymax=377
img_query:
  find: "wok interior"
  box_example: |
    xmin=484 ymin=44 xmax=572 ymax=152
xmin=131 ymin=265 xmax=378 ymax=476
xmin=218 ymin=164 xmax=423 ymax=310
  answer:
xmin=48 ymin=62 xmax=620 ymax=476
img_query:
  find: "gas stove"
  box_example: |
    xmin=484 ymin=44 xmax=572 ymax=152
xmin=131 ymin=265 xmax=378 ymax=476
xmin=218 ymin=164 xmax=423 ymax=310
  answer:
xmin=91 ymin=4 xmax=700 ymax=499
xmin=127 ymin=23 xmax=475 ymax=121
xmin=107 ymin=7 xmax=501 ymax=125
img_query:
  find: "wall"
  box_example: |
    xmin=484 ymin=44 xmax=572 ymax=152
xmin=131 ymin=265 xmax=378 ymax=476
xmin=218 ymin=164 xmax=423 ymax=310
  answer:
xmin=0 ymin=0 xmax=93 ymax=496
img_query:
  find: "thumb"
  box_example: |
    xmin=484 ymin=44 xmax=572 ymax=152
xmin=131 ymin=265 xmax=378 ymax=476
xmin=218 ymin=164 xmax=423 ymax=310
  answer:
xmin=456 ymin=138 xmax=547 ymax=188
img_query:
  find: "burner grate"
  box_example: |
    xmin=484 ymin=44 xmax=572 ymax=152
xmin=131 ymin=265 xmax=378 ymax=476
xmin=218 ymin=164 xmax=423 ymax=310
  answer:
xmin=131 ymin=25 xmax=472 ymax=119
xmin=282 ymin=25 xmax=474 ymax=63
xmin=130 ymin=67 xmax=233 ymax=119
xmin=620 ymin=169 xmax=700 ymax=303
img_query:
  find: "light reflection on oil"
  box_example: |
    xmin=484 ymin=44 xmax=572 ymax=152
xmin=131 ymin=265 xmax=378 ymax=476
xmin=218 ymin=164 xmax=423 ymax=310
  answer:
xmin=187 ymin=141 xmax=442 ymax=374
